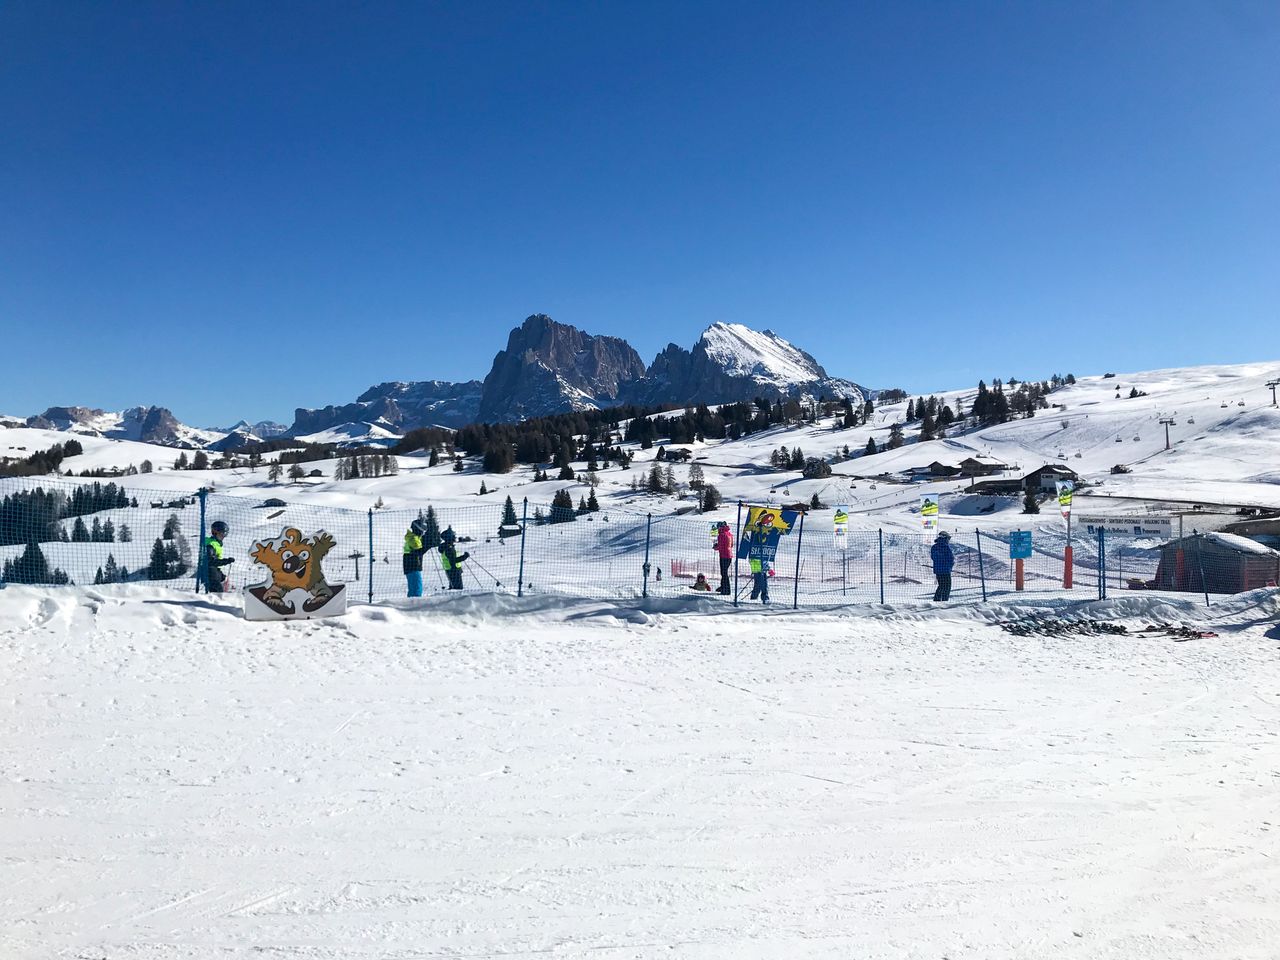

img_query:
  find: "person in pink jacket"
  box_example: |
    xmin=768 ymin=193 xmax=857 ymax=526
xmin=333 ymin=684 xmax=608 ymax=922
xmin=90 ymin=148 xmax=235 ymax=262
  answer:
xmin=714 ymin=520 xmax=734 ymax=595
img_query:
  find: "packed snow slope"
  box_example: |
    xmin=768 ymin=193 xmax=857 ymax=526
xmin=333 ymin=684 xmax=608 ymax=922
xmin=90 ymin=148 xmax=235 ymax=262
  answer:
xmin=2 ymin=585 xmax=1278 ymax=959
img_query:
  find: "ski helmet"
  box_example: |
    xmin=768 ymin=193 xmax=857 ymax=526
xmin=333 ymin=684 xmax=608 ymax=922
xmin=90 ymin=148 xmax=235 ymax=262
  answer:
xmin=410 ymin=518 xmax=427 ymax=537
xmin=441 ymin=527 xmax=456 ymax=543
xmin=211 ymin=520 xmax=229 ymax=536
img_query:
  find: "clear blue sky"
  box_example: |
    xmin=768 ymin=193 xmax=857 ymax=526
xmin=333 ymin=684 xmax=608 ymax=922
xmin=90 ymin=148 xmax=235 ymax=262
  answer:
xmin=2 ymin=1 xmax=1277 ymax=427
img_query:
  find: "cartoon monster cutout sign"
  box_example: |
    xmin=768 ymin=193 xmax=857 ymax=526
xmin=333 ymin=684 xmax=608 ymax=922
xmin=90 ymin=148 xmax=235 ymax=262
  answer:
xmin=243 ymin=527 xmax=347 ymax=620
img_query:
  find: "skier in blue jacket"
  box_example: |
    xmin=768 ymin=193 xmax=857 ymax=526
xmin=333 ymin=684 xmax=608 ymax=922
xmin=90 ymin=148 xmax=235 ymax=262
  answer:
xmin=930 ymin=530 xmax=954 ymax=601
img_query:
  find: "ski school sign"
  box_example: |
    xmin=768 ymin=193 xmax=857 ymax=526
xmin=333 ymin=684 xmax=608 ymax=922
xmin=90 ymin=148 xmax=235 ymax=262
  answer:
xmin=920 ymin=496 xmax=939 ymax=533
xmin=736 ymin=505 xmax=799 ymax=566
xmin=1078 ymin=515 xmax=1173 ymax=539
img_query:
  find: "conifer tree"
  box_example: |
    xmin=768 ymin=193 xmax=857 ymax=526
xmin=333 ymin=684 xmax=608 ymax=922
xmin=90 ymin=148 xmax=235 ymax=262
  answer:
xmin=701 ymin=485 xmax=721 ymax=512
xmin=148 ymin=539 xmax=168 ymax=579
xmin=501 ymin=496 xmax=519 ymax=530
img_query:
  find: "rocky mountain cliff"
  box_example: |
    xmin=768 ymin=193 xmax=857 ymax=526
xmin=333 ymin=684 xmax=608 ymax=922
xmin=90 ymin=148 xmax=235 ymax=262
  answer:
xmin=476 ymin=315 xmax=649 ymax=423
xmin=287 ymin=380 xmax=483 ymax=439
xmin=24 ymin=406 xmax=219 ymax=447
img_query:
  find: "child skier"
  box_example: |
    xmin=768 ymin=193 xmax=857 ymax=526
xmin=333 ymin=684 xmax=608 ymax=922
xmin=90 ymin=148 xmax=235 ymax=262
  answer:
xmin=439 ymin=527 xmax=469 ymax=590
xmin=403 ymin=518 xmax=429 ymax=597
xmin=203 ymin=520 xmax=235 ymax=593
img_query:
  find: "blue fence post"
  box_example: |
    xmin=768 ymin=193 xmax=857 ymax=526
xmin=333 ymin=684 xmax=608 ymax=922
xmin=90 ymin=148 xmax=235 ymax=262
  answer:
xmin=792 ymin=509 xmax=806 ymax=610
xmin=733 ymin=501 xmax=742 ymax=608
xmin=517 ymin=498 xmax=528 ymax=598
xmin=642 ymin=514 xmax=652 ymax=598
xmin=1098 ymin=527 xmax=1106 ymax=600
xmin=878 ymin=528 xmax=885 ymax=604
xmin=367 ymin=508 xmax=374 ymax=604
xmin=195 ymin=487 xmax=208 ymax=593
xmin=976 ymin=529 xmax=987 ymax=602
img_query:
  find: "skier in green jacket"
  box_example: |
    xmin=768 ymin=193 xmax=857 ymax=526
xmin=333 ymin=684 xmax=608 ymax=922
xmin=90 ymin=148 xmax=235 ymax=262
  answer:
xmin=203 ymin=520 xmax=235 ymax=593
xmin=439 ymin=527 xmax=469 ymax=590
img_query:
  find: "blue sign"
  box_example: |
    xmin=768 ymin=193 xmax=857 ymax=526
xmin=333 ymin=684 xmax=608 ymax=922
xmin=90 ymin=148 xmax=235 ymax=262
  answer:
xmin=1009 ymin=531 xmax=1033 ymax=560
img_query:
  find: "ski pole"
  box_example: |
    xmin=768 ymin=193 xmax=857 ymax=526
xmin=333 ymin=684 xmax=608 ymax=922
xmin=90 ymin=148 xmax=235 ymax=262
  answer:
xmin=467 ymin=555 xmax=504 ymax=587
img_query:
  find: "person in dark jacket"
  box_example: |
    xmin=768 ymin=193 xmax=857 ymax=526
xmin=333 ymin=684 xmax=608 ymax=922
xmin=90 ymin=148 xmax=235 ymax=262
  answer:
xmin=439 ymin=527 xmax=469 ymax=590
xmin=714 ymin=520 xmax=734 ymax=594
xmin=203 ymin=520 xmax=234 ymax=593
xmin=403 ymin=518 xmax=429 ymax=597
xmin=743 ymin=530 xmax=771 ymax=605
xmin=930 ymin=530 xmax=954 ymax=601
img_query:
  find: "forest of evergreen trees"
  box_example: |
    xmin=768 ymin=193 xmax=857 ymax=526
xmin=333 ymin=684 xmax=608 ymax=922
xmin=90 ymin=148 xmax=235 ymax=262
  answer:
xmin=0 ymin=439 xmax=83 ymax=477
xmin=0 ymin=482 xmax=136 ymax=547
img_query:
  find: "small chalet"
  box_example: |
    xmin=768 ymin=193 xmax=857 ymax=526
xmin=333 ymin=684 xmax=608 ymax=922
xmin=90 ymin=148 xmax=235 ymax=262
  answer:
xmin=1151 ymin=533 xmax=1280 ymax=594
xmin=1023 ymin=464 xmax=1079 ymax=493
xmin=957 ymin=456 xmax=1008 ymax=478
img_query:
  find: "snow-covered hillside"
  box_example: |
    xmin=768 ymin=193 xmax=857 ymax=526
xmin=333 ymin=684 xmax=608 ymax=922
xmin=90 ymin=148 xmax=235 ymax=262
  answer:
xmin=5 ymin=360 xmax=1279 ymax=546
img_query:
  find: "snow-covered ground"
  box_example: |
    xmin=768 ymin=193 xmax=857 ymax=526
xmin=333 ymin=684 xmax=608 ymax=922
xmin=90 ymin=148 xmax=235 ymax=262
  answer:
xmin=3 ymin=584 xmax=1279 ymax=959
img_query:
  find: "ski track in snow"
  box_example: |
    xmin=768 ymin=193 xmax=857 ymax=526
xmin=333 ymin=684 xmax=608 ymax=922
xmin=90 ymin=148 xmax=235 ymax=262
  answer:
xmin=1 ymin=585 xmax=1279 ymax=959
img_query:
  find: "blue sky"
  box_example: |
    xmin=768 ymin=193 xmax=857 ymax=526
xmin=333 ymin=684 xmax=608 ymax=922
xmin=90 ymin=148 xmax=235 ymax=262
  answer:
xmin=2 ymin=1 xmax=1277 ymax=427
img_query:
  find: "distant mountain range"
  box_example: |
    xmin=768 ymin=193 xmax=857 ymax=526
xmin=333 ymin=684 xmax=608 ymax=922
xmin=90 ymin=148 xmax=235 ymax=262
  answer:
xmin=5 ymin=315 xmax=866 ymax=449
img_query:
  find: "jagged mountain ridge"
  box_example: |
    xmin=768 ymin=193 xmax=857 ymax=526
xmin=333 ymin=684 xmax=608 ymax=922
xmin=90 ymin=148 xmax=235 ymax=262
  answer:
xmin=624 ymin=322 xmax=864 ymax=408
xmin=12 ymin=317 xmax=866 ymax=448
xmin=22 ymin=406 xmax=221 ymax=448
xmin=286 ymin=379 xmax=483 ymax=440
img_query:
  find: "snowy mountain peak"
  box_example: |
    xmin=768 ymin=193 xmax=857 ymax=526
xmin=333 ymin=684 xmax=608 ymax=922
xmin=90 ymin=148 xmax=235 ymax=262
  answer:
xmin=697 ymin=323 xmax=830 ymax=386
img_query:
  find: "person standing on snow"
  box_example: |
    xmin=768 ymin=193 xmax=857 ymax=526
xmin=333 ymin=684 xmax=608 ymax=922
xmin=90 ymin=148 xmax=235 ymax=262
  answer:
xmin=403 ymin=518 xmax=429 ymax=597
xmin=439 ymin=527 xmax=469 ymax=590
xmin=713 ymin=520 xmax=734 ymax=594
xmin=931 ymin=530 xmax=954 ymax=601
xmin=744 ymin=529 xmax=771 ymax=605
xmin=203 ymin=520 xmax=235 ymax=593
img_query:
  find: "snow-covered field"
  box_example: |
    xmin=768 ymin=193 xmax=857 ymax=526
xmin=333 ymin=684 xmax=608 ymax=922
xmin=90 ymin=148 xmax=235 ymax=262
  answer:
xmin=3 ymin=584 xmax=1279 ymax=959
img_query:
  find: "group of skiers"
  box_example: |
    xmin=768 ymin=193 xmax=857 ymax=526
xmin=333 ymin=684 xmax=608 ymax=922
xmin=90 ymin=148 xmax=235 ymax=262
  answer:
xmin=403 ymin=520 xmax=469 ymax=596
xmin=203 ymin=515 xmax=958 ymax=604
xmin=694 ymin=519 xmax=773 ymax=604
xmin=199 ymin=518 xmax=473 ymax=598
xmin=697 ymin=523 xmax=956 ymax=605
